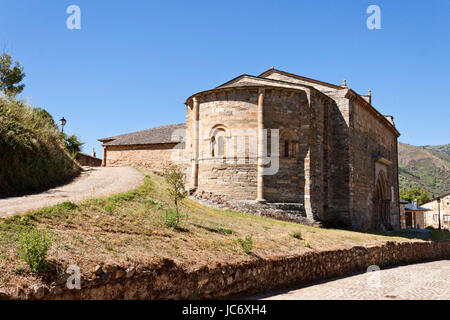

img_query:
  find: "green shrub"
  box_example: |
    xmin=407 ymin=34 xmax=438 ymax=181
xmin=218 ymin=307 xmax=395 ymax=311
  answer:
xmin=429 ymin=229 xmax=450 ymax=241
xmin=144 ymin=197 xmax=165 ymax=210
xmin=57 ymin=201 xmax=77 ymax=211
xmin=163 ymin=165 xmax=187 ymax=224
xmin=237 ymin=235 xmax=253 ymax=255
xmin=217 ymin=228 xmax=233 ymax=235
xmin=399 ymin=187 xmax=431 ymax=205
xmin=33 ymin=201 xmax=78 ymax=219
xmin=291 ymin=231 xmax=302 ymax=239
xmin=18 ymin=228 xmax=51 ymax=274
xmin=304 ymin=238 xmax=312 ymax=249
xmin=104 ymin=203 xmax=114 ymax=213
xmin=164 ymin=209 xmax=179 ymax=228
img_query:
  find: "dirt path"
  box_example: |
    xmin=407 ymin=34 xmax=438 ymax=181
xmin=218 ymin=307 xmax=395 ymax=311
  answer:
xmin=256 ymin=260 xmax=450 ymax=300
xmin=0 ymin=167 xmax=144 ymax=218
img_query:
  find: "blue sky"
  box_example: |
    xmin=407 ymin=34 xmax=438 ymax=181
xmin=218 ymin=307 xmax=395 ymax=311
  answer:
xmin=1 ymin=0 xmax=449 ymax=155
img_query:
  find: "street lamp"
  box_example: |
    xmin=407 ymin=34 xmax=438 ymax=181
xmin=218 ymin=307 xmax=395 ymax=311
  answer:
xmin=437 ymin=197 xmax=441 ymax=230
xmin=59 ymin=117 xmax=67 ymax=133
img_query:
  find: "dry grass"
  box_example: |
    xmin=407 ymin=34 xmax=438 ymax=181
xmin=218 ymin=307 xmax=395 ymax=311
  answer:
xmin=0 ymin=170 xmax=422 ymax=289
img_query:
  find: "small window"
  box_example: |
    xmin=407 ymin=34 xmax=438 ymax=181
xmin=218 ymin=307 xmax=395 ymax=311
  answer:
xmin=217 ymin=136 xmax=224 ymax=157
xmin=433 ymin=214 xmax=439 ymax=222
xmin=210 ymin=128 xmax=226 ymax=159
xmin=444 ymin=215 xmax=450 ymax=222
xmin=284 ymin=140 xmax=289 ymax=157
xmin=281 ymin=138 xmax=297 ymax=158
xmin=211 ymin=136 xmax=216 ymax=157
xmin=280 ymin=131 xmax=298 ymax=159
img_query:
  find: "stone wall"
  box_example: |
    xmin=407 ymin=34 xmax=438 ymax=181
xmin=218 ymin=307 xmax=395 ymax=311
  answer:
xmin=262 ymin=72 xmax=353 ymax=224
xmin=262 ymin=71 xmax=400 ymax=231
xmin=76 ymin=153 xmax=102 ymax=167
xmin=185 ymin=85 xmax=335 ymax=211
xmin=6 ymin=240 xmax=450 ymax=300
xmin=104 ymin=143 xmax=184 ymax=171
xmin=262 ymin=88 xmax=309 ymax=203
xmin=411 ymin=211 xmax=426 ymax=229
xmin=350 ymin=98 xmax=400 ymax=230
xmin=187 ymin=89 xmax=259 ymax=200
xmin=400 ymin=203 xmax=406 ymax=229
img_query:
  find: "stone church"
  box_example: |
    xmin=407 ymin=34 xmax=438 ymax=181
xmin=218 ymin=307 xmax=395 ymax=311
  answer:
xmin=99 ymin=68 xmax=400 ymax=231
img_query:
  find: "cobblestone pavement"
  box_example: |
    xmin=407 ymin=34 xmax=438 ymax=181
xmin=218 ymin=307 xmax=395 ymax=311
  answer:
xmin=258 ymin=260 xmax=450 ymax=300
xmin=0 ymin=167 xmax=144 ymax=217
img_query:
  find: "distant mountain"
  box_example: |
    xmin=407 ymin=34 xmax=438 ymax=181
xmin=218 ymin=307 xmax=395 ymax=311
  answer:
xmin=398 ymin=142 xmax=450 ymax=197
xmin=422 ymin=144 xmax=450 ymax=157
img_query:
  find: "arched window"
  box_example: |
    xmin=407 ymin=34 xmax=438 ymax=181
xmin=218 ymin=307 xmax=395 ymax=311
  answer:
xmin=210 ymin=126 xmax=227 ymax=159
xmin=280 ymin=130 xmax=298 ymax=159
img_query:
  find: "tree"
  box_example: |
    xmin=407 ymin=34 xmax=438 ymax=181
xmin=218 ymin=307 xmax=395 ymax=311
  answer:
xmin=400 ymin=187 xmax=432 ymax=205
xmin=163 ymin=165 xmax=187 ymax=226
xmin=62 ymin=133 xmax=84 ymax=157
xmin=0 ymin=53 xmax=26 ymax=97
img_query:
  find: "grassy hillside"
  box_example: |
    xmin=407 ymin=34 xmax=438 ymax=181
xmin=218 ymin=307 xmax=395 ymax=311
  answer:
xmin=0 ymin=98 xmax=80 ymax=197
xmin=423 ymin=144 xmax=450 ymax=157
xmin=398 ymin=142 xmax=450 ymax=196
xmin=0 ymin=171 xmax=423 ymax=290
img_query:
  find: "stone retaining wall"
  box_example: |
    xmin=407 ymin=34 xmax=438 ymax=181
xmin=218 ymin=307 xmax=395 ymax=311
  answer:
xmin=104 ymin=143 xmax=184 ymax=171
xmin=75 ymin=153 xmax=102 ymax=167
xmin=4 ymin=240 xmax=450 ymax=300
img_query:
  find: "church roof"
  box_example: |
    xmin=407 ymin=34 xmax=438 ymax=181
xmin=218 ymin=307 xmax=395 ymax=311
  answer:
xmin=258 ymin=67 xmax=344 ymax=90
xmin=187 ymin=68 xmax=399 ymax=137
xmin=257 ymin=68 xmax=400 ymax=137
xmin=99 ymin=123 xmax=185 ymax=146
xmin=185 ymin=73 xmax=334 ymax=105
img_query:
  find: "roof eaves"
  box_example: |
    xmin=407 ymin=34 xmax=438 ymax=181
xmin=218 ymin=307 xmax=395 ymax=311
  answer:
xmin=346 ymin=89 xmax=400 ymax=137
xmin=258 ymin=68 xmax=345 ymax=90
xmin=215 ymin=74 xmax=253 ymax=88
xmin=186 ymin=74 xmax=333 ymax=105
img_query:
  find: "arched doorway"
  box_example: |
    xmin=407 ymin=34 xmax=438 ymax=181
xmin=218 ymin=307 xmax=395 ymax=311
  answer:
xmin=374 ymin=171 xmax=391 ymax=230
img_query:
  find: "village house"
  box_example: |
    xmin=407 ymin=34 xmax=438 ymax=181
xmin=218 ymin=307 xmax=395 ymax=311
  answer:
xmin=98 ymin=123 xmax=185 ymax=169
xmin=99 ymin=68 xmax=401 ymax=231
xmin=422 ymin=192 xmax=450 ymax=230
xmin=399 ymin=199 xmax=431 ymax=229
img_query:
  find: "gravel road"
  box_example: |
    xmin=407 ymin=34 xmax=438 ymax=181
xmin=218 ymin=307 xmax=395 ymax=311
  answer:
xmin=0 ymin=167 xmax=144 ymax=218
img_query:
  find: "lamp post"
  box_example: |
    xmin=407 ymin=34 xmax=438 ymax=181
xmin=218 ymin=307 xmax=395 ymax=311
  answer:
xmin=59 ymin=117 xmax=67 ymax=133
xmin=437 ymin=197 xmax=441 ymax=230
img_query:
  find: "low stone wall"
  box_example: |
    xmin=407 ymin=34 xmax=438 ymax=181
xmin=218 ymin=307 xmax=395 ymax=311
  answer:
xmin=104 ymin=144 xmax=184 ymax=171
xmin=3 ymin=240 xmax=450 ymax=300
xmin=76 ymin=153 xmax=102 ymax=167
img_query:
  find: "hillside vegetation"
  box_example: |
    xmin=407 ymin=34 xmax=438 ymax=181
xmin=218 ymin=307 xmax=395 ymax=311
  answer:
xmin=423 ymin=144 xmax=450 ymax=157
xmin=0 ymin=98 xmax=80 ymax=197
xmin=0 ymin=170 xmax=421 ymax=289
xmin=398 ymin=142 xmax=450 ymax=196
